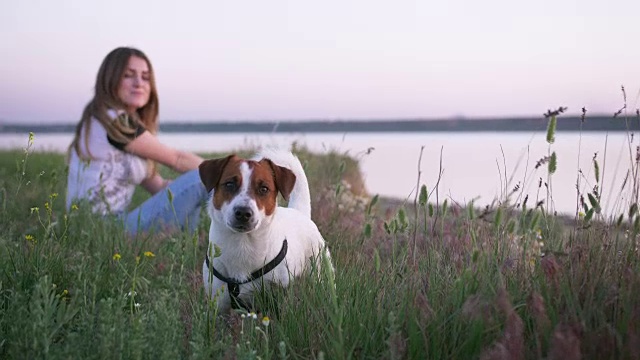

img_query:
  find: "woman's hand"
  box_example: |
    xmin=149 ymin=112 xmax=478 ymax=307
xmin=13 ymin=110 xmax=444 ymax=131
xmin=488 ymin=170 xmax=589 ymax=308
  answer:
xmin=141 ymin=174 xmax=172 ymax=195
xmin=124 ymin=132 xmax=204 ymax=173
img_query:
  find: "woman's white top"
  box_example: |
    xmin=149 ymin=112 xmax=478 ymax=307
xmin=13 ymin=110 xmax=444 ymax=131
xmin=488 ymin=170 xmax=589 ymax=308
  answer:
xmin=66 ymin=113 xmax=148 ymax=214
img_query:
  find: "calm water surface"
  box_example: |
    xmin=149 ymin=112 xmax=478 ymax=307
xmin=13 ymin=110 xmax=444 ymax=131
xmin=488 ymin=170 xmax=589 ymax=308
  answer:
xmin=1 ymin=131 xmax=636 ymax=217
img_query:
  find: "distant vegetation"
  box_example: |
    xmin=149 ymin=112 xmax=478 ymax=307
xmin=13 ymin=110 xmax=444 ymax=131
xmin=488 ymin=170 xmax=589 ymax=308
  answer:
xmin=2 ymin=114 xmax=639 ymax=134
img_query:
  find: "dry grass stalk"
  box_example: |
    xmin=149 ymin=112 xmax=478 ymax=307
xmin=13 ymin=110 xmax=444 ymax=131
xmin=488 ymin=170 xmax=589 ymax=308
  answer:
xmin=629 ymin=307 xmax=640 ymax=360
xmin=480 ymin=288 xmax=524 ymax=360
xmin=462 ymin=294 xmax=487 ymax=323
xmin=548 ymin=322 xmax=582 ymax=360
xmin=529 ymin=291 xmax=551 ymax=334
xmin=541 ymin=255 xmax=561 ymax=285
xmin=413 ymin=290 xmax=433 ymax=323
xmin=386 ymin=331 xmax=407 ymax=360
xmin=386 ymin=311 xmax=407 ymax=360
xmin=528 ymin=291 xmax=550 ymax=359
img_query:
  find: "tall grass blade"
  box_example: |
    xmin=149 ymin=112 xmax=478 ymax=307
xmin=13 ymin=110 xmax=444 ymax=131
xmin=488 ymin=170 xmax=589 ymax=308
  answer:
xmin=419 ymin=185 xmax=428 ymax=206
xmin=363 ymin=223 xmax=372 ymax=238
xmin=587 ymin=193 xmax=601 ymax=214
xmin=546 ymin=115 xmax=557 ymax=144
xmin=367 ymin=194 xmax=379 ymax=216
xmin=493 ymin=206 xmax=503 ymax=230
xmin=548 ymin=152 xmax=557 ymax=174
xmin=593 ymin=158 xmax=600 ymax=183
xmin=629 ymin=203 xmax=638 ymax=220
xmin=585 ymin=208 xmax=594 ymax=222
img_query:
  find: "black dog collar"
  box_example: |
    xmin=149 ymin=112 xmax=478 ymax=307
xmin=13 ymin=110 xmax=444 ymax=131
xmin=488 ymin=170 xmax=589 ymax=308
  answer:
xmin=205 ymin=239 xmax=288 ymax=310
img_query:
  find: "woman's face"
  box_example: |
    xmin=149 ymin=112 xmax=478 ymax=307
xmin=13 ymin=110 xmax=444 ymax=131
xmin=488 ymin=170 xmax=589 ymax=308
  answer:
xmin=117 ymin=56 xmax=151 ymax=113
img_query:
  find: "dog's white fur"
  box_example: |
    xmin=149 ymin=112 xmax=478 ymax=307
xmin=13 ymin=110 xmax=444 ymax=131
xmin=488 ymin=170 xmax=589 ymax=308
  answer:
xmin=201 ymin=148 xmax=332 ymax=311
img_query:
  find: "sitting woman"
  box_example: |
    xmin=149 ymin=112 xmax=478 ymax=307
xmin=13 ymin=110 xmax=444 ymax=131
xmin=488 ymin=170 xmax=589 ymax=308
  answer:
xmin=66 ymin=46 xmax=208 ymax=235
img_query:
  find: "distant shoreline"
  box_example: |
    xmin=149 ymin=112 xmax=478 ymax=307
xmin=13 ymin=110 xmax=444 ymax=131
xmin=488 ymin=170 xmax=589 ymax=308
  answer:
xmin=1 ymin=115 xmax=639 ymax=133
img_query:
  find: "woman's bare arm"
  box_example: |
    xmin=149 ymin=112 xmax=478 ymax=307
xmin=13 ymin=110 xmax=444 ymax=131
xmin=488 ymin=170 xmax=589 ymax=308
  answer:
xmin=125 ymin=132 xmax=204 ymax=173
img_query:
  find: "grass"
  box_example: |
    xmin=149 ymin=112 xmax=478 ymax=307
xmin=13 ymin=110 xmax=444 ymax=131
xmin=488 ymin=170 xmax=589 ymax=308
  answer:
xmin=1 ymin=109 xmax=640 ymax=359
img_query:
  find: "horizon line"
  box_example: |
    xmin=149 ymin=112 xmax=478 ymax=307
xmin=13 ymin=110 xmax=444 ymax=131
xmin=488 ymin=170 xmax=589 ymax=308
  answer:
xmin=0 ymin=112 xmax=629 ymax=126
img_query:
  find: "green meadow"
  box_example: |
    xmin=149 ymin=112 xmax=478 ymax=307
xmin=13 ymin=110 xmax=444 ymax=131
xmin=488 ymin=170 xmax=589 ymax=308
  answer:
xmin=1 ymin=112 xmax=640 ymax=359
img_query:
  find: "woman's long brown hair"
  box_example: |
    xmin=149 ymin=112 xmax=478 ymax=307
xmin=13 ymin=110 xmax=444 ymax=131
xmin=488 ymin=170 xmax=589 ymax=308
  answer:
xmin=69 ymin=47 xmax=159 ymax=170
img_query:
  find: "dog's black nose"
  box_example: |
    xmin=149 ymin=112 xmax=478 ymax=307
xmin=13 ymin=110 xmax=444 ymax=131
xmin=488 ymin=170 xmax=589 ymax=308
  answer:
xmin=234 ymin=206 xmax=253 ymax=222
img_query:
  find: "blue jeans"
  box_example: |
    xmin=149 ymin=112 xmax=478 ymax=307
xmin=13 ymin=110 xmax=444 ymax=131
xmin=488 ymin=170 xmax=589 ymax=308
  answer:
xmin=124 ymin=169 xmax=209 ymax=235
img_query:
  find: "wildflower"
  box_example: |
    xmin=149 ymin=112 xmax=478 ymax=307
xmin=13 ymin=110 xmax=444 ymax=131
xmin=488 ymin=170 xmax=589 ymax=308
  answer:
xmin=25 ymin=234 xmax=35 ymax=243
xmin=249 ymin=312 xmax=257 ymax=320
xmin=135 ymin=303 xmax=141 ymax=309
xmin=136 ymin=256 xmax=141 ymax=265
xmin=113 ymin=253 xmax=121 ymax=261
xmin=71 ymin=204 xmax=79 ymax=211
xmin=30 ymin=207 xmax=39 ymax=214
xmin=143 ymin=251 xmax=155 ymax=258
xmin=49 ymin=193 xmax=58 ymax=200
xmin=578 ymin=211 xmax=585 ymax=218
xmin=262 ymin=316 xmax=270 ymax=327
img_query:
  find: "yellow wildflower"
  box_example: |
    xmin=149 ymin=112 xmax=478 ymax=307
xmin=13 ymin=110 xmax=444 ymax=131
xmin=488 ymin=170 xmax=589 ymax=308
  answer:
xmin=113 ymin=253 xmax=121 ymax=261
xmin=144 ymin=251 xmax=155 ymax=258
xmin=25 ymin=234 xmax=35 ymax=242
xmin=262 ymin=316 xmax=270 ymax=327
xmin=71 ymin=204 xmax=79 ymax=211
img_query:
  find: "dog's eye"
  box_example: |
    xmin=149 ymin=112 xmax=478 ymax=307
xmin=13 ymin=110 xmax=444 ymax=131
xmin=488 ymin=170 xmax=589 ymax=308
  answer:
xmin=258 ymin=186 xmax=269 ymax=195
xmin=224 ymin=181 xmax=236 ymax=192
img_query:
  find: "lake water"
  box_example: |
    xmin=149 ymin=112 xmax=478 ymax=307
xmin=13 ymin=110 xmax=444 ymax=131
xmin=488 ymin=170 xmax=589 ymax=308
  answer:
xmin=1 ymin=131 xmax=637 ymax=218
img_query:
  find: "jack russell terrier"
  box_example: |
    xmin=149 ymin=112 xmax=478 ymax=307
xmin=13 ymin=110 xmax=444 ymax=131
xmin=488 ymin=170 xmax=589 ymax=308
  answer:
xmin=198 ymin=148 xmax=333 ymax=311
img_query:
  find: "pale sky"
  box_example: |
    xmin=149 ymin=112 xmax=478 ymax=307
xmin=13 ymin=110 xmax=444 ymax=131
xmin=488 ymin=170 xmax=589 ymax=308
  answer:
xmin=1 ymin=0 xmax=639 ymax=124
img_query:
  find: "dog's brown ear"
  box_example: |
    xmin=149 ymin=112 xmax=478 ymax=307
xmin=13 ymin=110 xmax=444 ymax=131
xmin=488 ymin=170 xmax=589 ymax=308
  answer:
xmin=264 ymin=159 xmax=296 ymax=201
xmin=199 ymin=155 xmax=235 ymax=192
